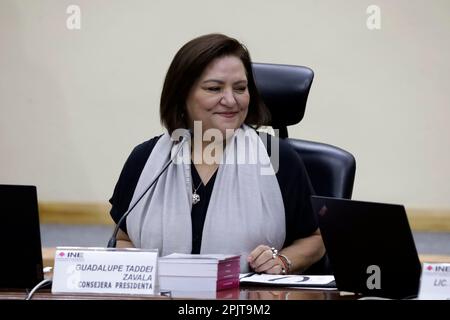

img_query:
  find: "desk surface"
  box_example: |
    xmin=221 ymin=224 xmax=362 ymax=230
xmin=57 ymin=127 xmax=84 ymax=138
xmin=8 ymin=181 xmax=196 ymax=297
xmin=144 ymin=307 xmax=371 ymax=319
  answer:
xmin=22 ymin=247 xmax=353 ymax=300
xmin=18 ymin=248 xmax=446 ymax=301
xmin=0 ymin=287 xmax=356 ymax=300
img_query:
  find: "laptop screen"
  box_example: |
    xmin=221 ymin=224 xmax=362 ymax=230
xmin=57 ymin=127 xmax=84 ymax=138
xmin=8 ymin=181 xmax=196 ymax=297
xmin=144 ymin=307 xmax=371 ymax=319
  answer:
xmin=0 ymin=185 xmax=44 ymax=289
xmin=311 ymin=195 xmax=422 ymax=299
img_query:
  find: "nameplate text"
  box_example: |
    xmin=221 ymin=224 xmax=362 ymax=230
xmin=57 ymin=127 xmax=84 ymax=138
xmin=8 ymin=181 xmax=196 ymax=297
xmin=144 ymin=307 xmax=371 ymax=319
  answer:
xmin=51 ymin=247 xmax=158 ymax=296
xmin=418 ymin=263 xmax=450 ymax=300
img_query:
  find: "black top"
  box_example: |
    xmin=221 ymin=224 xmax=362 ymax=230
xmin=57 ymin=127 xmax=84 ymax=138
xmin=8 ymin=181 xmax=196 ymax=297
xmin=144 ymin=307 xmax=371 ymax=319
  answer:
xmin=109 ymin=133 xmax=318 ymax=253
xmin=190 ymin=162 xmax=217 ymax=254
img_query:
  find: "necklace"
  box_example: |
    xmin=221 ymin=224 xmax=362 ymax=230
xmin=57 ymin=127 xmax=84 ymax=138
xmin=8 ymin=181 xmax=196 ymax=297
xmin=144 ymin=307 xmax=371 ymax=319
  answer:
xmin=192 ymin=180 xmax=202 ymax=205
xmin=191 ymin=164 xmax=218 ymax=205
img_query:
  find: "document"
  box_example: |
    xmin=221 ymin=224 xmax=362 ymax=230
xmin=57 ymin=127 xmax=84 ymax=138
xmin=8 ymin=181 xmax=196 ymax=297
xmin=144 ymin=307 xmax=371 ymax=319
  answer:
xmin=239 ymin=273 xmax=337 ymax=290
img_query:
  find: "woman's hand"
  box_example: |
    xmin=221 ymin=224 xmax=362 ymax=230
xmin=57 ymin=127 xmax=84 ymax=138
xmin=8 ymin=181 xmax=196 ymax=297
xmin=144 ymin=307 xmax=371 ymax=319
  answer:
xmin=115 ymin=228 xmax=135 ymax=248
xmin=249 ymin=229 xmax=326 ymax=274
xmin=247 ymin=245 xmax=285 ymax=274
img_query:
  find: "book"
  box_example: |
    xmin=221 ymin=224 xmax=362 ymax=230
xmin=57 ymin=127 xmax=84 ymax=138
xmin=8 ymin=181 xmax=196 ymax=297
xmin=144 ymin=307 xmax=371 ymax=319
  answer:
xmin=158 ymin=253 xmax=240 ymax=278
xmin=157 ymin=253 xmax=241 ymax=292
xmin=239 ymin=273 xmax=337 ymax=290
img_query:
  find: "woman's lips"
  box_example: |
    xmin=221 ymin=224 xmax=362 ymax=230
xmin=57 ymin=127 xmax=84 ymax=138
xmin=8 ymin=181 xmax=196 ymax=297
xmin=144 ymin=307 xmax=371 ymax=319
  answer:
xmin=215 ymin=112 xmax=238 ymax=118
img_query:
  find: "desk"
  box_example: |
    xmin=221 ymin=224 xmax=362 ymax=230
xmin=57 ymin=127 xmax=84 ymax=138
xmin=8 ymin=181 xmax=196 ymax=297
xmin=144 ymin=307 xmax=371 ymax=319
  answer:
xmin=0 ymin=287 xmax=355 ymax=300
xmin=29 ymin=248 xmax=449 ymax=301
xmin=418 ymin=254 xmax=450 ymax=263
xmin=34 ymin=247 xmax=356 ymax=300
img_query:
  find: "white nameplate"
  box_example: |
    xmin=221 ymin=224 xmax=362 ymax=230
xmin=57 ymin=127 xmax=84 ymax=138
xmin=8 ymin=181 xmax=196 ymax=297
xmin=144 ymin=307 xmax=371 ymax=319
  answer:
xmin=418 ymin=263 xmax=450 ymax=300
xmin=51 ymin=247 xmax=158 ymax=296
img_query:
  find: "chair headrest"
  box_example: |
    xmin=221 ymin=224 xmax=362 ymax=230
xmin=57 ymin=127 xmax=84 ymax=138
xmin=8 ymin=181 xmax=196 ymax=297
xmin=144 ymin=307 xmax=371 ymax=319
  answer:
xmin=252 ymin=63 xmax=314 ymax=129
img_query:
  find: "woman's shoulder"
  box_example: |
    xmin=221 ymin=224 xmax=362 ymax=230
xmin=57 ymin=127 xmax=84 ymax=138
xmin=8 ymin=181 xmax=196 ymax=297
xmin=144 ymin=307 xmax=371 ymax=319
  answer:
xmin=127 ymin=135 xmax=163 ymax=162
xmin=132 ymin=135 xmax=163 ymax=153
xmin=109 ymin=134 xmax=163 ymax=211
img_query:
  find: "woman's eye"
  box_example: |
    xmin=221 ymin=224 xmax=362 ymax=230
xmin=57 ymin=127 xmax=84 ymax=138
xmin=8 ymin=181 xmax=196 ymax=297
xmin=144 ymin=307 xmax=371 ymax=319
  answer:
xmin=206 ymin=87 xmax=221 ymax=92
xmin=234 ymin=87 xmax=247 ymax=92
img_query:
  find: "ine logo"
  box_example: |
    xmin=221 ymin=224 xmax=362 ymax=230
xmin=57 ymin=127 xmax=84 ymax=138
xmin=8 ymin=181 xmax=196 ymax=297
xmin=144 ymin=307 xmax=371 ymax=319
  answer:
xmin=427 ymin=265 xmax=450 ymax=273
xmin=366 ymin=5 xmax=381 ymax=30
xmin=57 ymin=251 xmax=84 ymax=261
xmin=366 ymin=265 xmax=381 ymax=289
xmin=67 ymin=252 xmax=83 ymax=258
xmin=66 ymin=5 xmax=81 ymax=30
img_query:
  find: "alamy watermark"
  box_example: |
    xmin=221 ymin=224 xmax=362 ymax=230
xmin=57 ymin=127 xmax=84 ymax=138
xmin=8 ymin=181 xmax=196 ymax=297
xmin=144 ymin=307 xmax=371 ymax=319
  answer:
xmin=366 ymin=5 xmax=381 ymax=30
xmin=66 ymin=5 xmax=81 ymax=30
xmin=171 ymin=121 xmax=280 ymax=176
xmin=366 ymin=264 xmax=381 ymax=290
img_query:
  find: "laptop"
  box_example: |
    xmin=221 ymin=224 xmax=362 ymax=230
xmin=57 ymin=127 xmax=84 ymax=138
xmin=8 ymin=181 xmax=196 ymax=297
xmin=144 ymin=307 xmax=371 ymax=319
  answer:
xmin=0 ymin=185 xmax=44 ymax=289
xmin=311 ymin=195 xmax=422 ymax=299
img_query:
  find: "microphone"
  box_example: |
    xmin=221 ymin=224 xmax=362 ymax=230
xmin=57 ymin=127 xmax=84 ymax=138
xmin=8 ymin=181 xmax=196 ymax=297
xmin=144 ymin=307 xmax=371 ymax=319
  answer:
xmin=107 ymin=130 xmax=191 ymax=248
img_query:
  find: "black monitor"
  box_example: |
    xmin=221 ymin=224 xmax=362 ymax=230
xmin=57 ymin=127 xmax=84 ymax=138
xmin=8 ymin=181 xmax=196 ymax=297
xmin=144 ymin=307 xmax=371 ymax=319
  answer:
xmin=311 ymin=195 xmax=422 ymax=299
xmin=0 ymin=185 xmax=44 ymax=289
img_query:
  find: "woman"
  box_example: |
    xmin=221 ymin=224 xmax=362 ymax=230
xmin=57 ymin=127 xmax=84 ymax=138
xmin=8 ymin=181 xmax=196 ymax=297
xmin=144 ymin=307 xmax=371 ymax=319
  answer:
xmin=109 ymin=33 xmax=325 ymax=274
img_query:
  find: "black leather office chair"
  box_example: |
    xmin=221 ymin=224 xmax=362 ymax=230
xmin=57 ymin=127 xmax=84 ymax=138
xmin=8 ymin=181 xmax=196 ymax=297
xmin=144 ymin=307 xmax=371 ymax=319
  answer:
xmin=252 ymin=63 xmax=356 ymax=275
xmin=252 ymin=63 xmax=356 ymax=199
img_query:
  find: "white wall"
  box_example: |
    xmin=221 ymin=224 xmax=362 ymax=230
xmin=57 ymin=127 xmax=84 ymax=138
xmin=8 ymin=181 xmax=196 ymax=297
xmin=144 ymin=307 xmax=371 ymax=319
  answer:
xmin=1 ymin=0 xmax=449 ymax=209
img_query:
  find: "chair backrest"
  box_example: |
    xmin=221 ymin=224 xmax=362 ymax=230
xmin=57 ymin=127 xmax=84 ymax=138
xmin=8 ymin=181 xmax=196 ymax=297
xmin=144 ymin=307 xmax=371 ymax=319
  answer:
xmin=287 ymin=139 xmax=356 ymax=199
xmin=252 ymin=63 xmax=313 ymax=138
xmin=252 ymin=62 xmax=356 ymax=199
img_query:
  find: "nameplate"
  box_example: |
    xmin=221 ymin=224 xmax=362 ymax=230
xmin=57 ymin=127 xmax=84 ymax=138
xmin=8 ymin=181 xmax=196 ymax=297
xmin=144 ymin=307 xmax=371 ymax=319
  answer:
xmin=418 ymin=263 xmax=450 ymax=300
xmin=51 ymin=247 xmax=158 ymax=296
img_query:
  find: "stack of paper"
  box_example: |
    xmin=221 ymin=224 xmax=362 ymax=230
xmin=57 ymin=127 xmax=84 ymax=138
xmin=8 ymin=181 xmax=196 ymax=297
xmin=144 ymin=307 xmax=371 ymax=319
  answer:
xmin=239 ymin=273 xmax=337 ymax=290
xmin=158 ymin=253 xmax=240 ymax=292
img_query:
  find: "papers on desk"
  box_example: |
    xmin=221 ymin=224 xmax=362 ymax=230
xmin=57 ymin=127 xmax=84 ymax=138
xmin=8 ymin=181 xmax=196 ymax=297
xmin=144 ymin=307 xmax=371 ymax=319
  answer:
xmin=240 ymin=273 xmax=337 ymax=290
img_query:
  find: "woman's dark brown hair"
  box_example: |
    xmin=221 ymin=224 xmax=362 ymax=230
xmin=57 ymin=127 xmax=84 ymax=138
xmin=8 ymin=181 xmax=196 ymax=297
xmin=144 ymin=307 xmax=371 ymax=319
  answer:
xmin=160 ymin=33 xmax=270 ymax=134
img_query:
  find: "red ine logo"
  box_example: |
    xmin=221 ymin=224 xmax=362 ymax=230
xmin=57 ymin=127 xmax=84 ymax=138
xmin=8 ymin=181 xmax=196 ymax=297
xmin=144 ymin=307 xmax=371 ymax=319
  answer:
xmin=59 ymin=252 xmax=65 ymax=257
xmin=427 ymin=265 xmax=433 ymax=271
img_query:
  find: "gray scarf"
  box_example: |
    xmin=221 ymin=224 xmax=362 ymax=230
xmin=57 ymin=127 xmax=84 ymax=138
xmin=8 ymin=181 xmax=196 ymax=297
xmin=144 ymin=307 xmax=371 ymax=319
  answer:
xmin=126 ymin=125 xmax=285 ymax=272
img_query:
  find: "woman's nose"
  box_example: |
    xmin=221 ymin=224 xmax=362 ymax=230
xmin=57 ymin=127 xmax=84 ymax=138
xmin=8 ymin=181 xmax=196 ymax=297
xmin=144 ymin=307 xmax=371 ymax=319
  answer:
xmin=220 ymin=88 xmax=237 ymax=106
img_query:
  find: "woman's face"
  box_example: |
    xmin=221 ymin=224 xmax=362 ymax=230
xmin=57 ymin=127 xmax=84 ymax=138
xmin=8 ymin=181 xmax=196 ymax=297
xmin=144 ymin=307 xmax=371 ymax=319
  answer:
xmin=185 ymin=55 xmax=250 ymax=136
